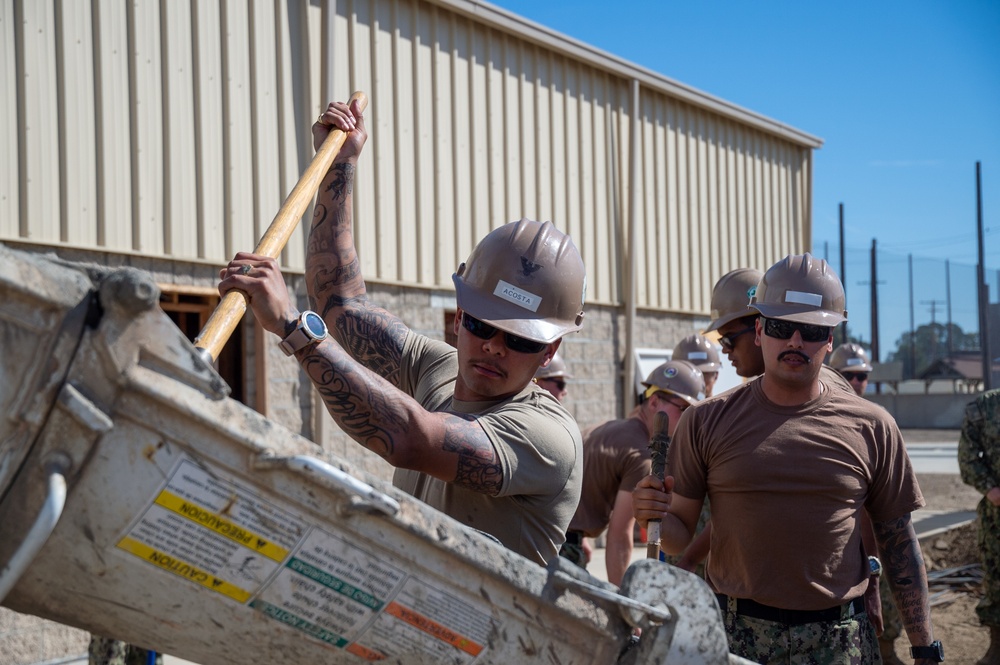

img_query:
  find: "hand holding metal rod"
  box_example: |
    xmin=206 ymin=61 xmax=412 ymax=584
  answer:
xmin=645 ymin=411 xmax=670 ymax=560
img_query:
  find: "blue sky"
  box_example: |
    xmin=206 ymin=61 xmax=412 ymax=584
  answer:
xmin=491 ymin=0 xmax=999 ymax=351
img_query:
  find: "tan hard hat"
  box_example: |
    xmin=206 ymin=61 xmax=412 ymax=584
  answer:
xmin=641 ymin=360 xmax=706 ymax=406
xmin=829 ymin=343 xmax=873 ymax=373
xmin=453 ymin=219 xmax=586 ymax=343
xmin=704 ymin=268 xmax=763 ymax=333
xmin=749 ymin=253 xmax=847 ymax=326
xmin=535 ymin=352 xmax=573 ymax=380
xmin=672 ymin=335 xmax=722 ymax=373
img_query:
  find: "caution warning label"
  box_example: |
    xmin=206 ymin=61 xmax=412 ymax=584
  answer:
xmin=254 ymin=528 xmax=494 ymax=662
xmin=116 ymin=458 xmax=307 ymax=601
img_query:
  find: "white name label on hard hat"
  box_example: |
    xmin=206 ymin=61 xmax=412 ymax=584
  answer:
xmin=846 ymin=358 xmax=864 ymax=366
xmin=494 ymin=280 xmax=541 ymax=312
xmin=784 ymin=290 xmax=823 ymax=306
xmin=689 ymin=351 xmax=708 ymax=360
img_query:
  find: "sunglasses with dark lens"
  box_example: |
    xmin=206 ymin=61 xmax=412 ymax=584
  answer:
xmin=462 ymin=312 xmax=548 ymax=354
xmin=762 ymin=317 xmax=832 ymax=343
xmin=848 ymin=373 xmax=869 ymax=382
xmin=719 ymin=323 xmax=757 ymax=350
xmin=541 ymin=378 xmax=567 ymax=390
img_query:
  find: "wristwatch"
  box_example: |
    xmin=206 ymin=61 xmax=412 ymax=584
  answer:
xmin=910 ymin=641 xmax=944 ymax=662
xmin=867 ymin=555 xmax=882 ymax=579
xmin=279 ymin=310 xmax=328 ymax=356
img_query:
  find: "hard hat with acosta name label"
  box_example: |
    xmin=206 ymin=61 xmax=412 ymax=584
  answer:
xmin=641 ymin=359 xmax=706 ymax=406
xmin=672 ymin=335 xmax=722 ymax=373
xmin=829 ymin=343 xmax=873 ymax=373
xmin=749 ymin=253 xmax=847 ymax=326
xmin=534 ymin=351 xmax=573 ymax=380
xmin=453 ymin=219 xmax=586 ymax=344
xmin=704 ymin=268 xmax=764 ymax=333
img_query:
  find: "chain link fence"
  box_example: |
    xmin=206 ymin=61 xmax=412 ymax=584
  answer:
xmin=815 ymin=243 xmax=999 ymax=387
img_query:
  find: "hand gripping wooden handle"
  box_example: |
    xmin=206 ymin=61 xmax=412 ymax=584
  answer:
xmin=194 ymin=91 xmax=369 ymax=362
xmin=645 ymin=410 xmax=671 ymax=559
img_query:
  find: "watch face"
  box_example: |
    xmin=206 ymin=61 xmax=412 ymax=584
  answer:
xmin=303 ymin=311 xmax=327 ymax=338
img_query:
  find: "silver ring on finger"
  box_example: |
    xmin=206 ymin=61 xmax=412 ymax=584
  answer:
xmin=240 ymin=264 xmax=253 ymax=276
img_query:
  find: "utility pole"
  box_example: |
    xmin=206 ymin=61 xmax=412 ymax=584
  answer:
xmin=921 ymin=299 xmax=946 ymax=325
xmin=839 ymin=204 xmax=848 ymax=346
xmin=870 ymin=239 xmax=880 ymax=364
xmin=976 ymin=161 xmax=992 ymax=390
xmin=908 ymin=255 xmax=916 ymax=379
xmin=946 ymin=259 xmax=953 ymax=355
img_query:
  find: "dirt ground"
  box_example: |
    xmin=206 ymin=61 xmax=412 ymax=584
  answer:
xmin=892 ymin=473 xmax=990 ymax=664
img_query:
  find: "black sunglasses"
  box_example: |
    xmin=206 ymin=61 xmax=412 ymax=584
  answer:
xmin=719 ymin=323 xmax=756 ymax=350
xmin=847 ymin=372 xmax=869 ymax=382
xmin=762 ymin=317 xmax=831 ymax=343
xmin=540 ymin=378 xmax=567 ymax=390
xmin=462 ymin=312 xmax=548 ymax=354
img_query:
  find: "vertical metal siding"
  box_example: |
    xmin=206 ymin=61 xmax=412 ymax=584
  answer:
xmin=0 ymin=2 xmax=15 ymax=240
xmin=3 ymin=0 xmax=817 ymax=315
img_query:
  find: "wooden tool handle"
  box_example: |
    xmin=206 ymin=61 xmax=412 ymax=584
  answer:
xmin=194 ymin=91 xmax=369 ymax=362
xmin=645 ymin=410 xmax=671 ymax=559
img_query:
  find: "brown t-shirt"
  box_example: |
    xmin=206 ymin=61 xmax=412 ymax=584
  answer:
xmin=670 ymin=377 xmax=924 ymax=611
xmin=393 ymin=332 xmax=583 ymax=566
xmin=568 ymin=415 xmax=651 ymax=537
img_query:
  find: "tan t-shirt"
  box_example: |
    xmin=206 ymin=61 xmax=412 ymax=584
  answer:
xmin=569 ymin=415 xmax=651 ymax=537
xmin=393 ymin=332 xmax=583 ymax=566
xmin=670 ymin=377 xmax=924 ymax=611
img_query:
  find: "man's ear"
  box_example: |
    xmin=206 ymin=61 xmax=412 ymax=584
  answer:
xmin=454 ymin=307 xmax=464 ymax=335
xmin=541 ymin=338 xmax=563 ymax=365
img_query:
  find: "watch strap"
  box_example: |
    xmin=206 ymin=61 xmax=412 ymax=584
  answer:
xmin=279 ymin=311 xmax=327 ymax=356
xmin=910 ymin=640 xmax=944 ymax=662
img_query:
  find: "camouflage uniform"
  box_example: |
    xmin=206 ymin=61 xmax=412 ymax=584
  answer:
xmin=663 ymin=498 xmax=711 ymax=579
xmin=558 ymin=540 xmax=587 ymax=568
xmin=959 ymin=388 xmax=1000 ymax=628
xmin=722 ymin=609 xmax=878 ymax=665
xmin=88 ymin=636 xmax=163 ymax=665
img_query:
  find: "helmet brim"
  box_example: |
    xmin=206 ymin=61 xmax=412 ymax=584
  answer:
xmin=454 ymin=274 xmax=581 ymax=343
xmin=750 ymin=303 xmax=846 ymax=327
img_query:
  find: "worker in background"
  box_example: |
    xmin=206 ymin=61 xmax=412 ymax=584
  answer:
xmin=959 ymin=388 xmax=1000 ymax=665
xmin=829 ymin=341 xmax=902 ymax=662
xmin=672 ymin=334 xmax=721 ymax=397
xmin=634 ymin=254 xmax=939 ymax=663
xmin=560 ymin=360 xmax=704 ymax=586
xmin=219 ymin=97 xmax=586 ymax=566
xmin=534 ymin=351 xmax=571 ymax=403
xmin=829 ymin=342 xmax=872 ymax=396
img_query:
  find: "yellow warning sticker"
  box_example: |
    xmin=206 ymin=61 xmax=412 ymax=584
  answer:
xmin=117 ymin=536 xmax=251 ymax=603
xmin=154 ymin=490 xmax=288 ymax=562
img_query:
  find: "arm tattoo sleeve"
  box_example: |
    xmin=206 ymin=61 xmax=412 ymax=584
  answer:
xmin=302 ymin=352 xmax=405 ymax=460
xmin=873 ymin=514 xmax=934 ymax=645
xmin=443 ymin=418 xmax=503 ymax=496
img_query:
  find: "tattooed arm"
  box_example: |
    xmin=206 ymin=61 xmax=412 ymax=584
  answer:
xmin=218 ymin=258 xmax=503 ymax=494
xmin=306 ymin=99 xmax=409 ymax=387
xmin=872 ymin=514 xmax=935 ymax=653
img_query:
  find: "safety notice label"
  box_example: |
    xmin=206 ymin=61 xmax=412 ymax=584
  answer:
xmin=116 ymin=456 xmax=497 ymax=662
xmin=253 ymin=528 xmax=495 ymax=662
xmin=116 ymin=458 xmax=307 ymax=602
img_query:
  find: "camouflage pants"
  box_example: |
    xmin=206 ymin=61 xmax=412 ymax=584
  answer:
xmin=88 ymin=636 xmax=163 ymax=665
xmin=558 ymin=541 xmax=587 ymax=569
xmin=977 ymin=497 xmax=1000 ymax=627
xmin=663 ymin=498 xmax=711 ymax=579
xmin=721 ymin=606 xmax=878 ymax=664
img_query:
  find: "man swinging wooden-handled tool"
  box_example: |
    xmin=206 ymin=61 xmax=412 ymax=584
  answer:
xmin=212 ymin=93 xmax=588 ymax=567
xmin=194 ymin=91 xmax=369 ymax=362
